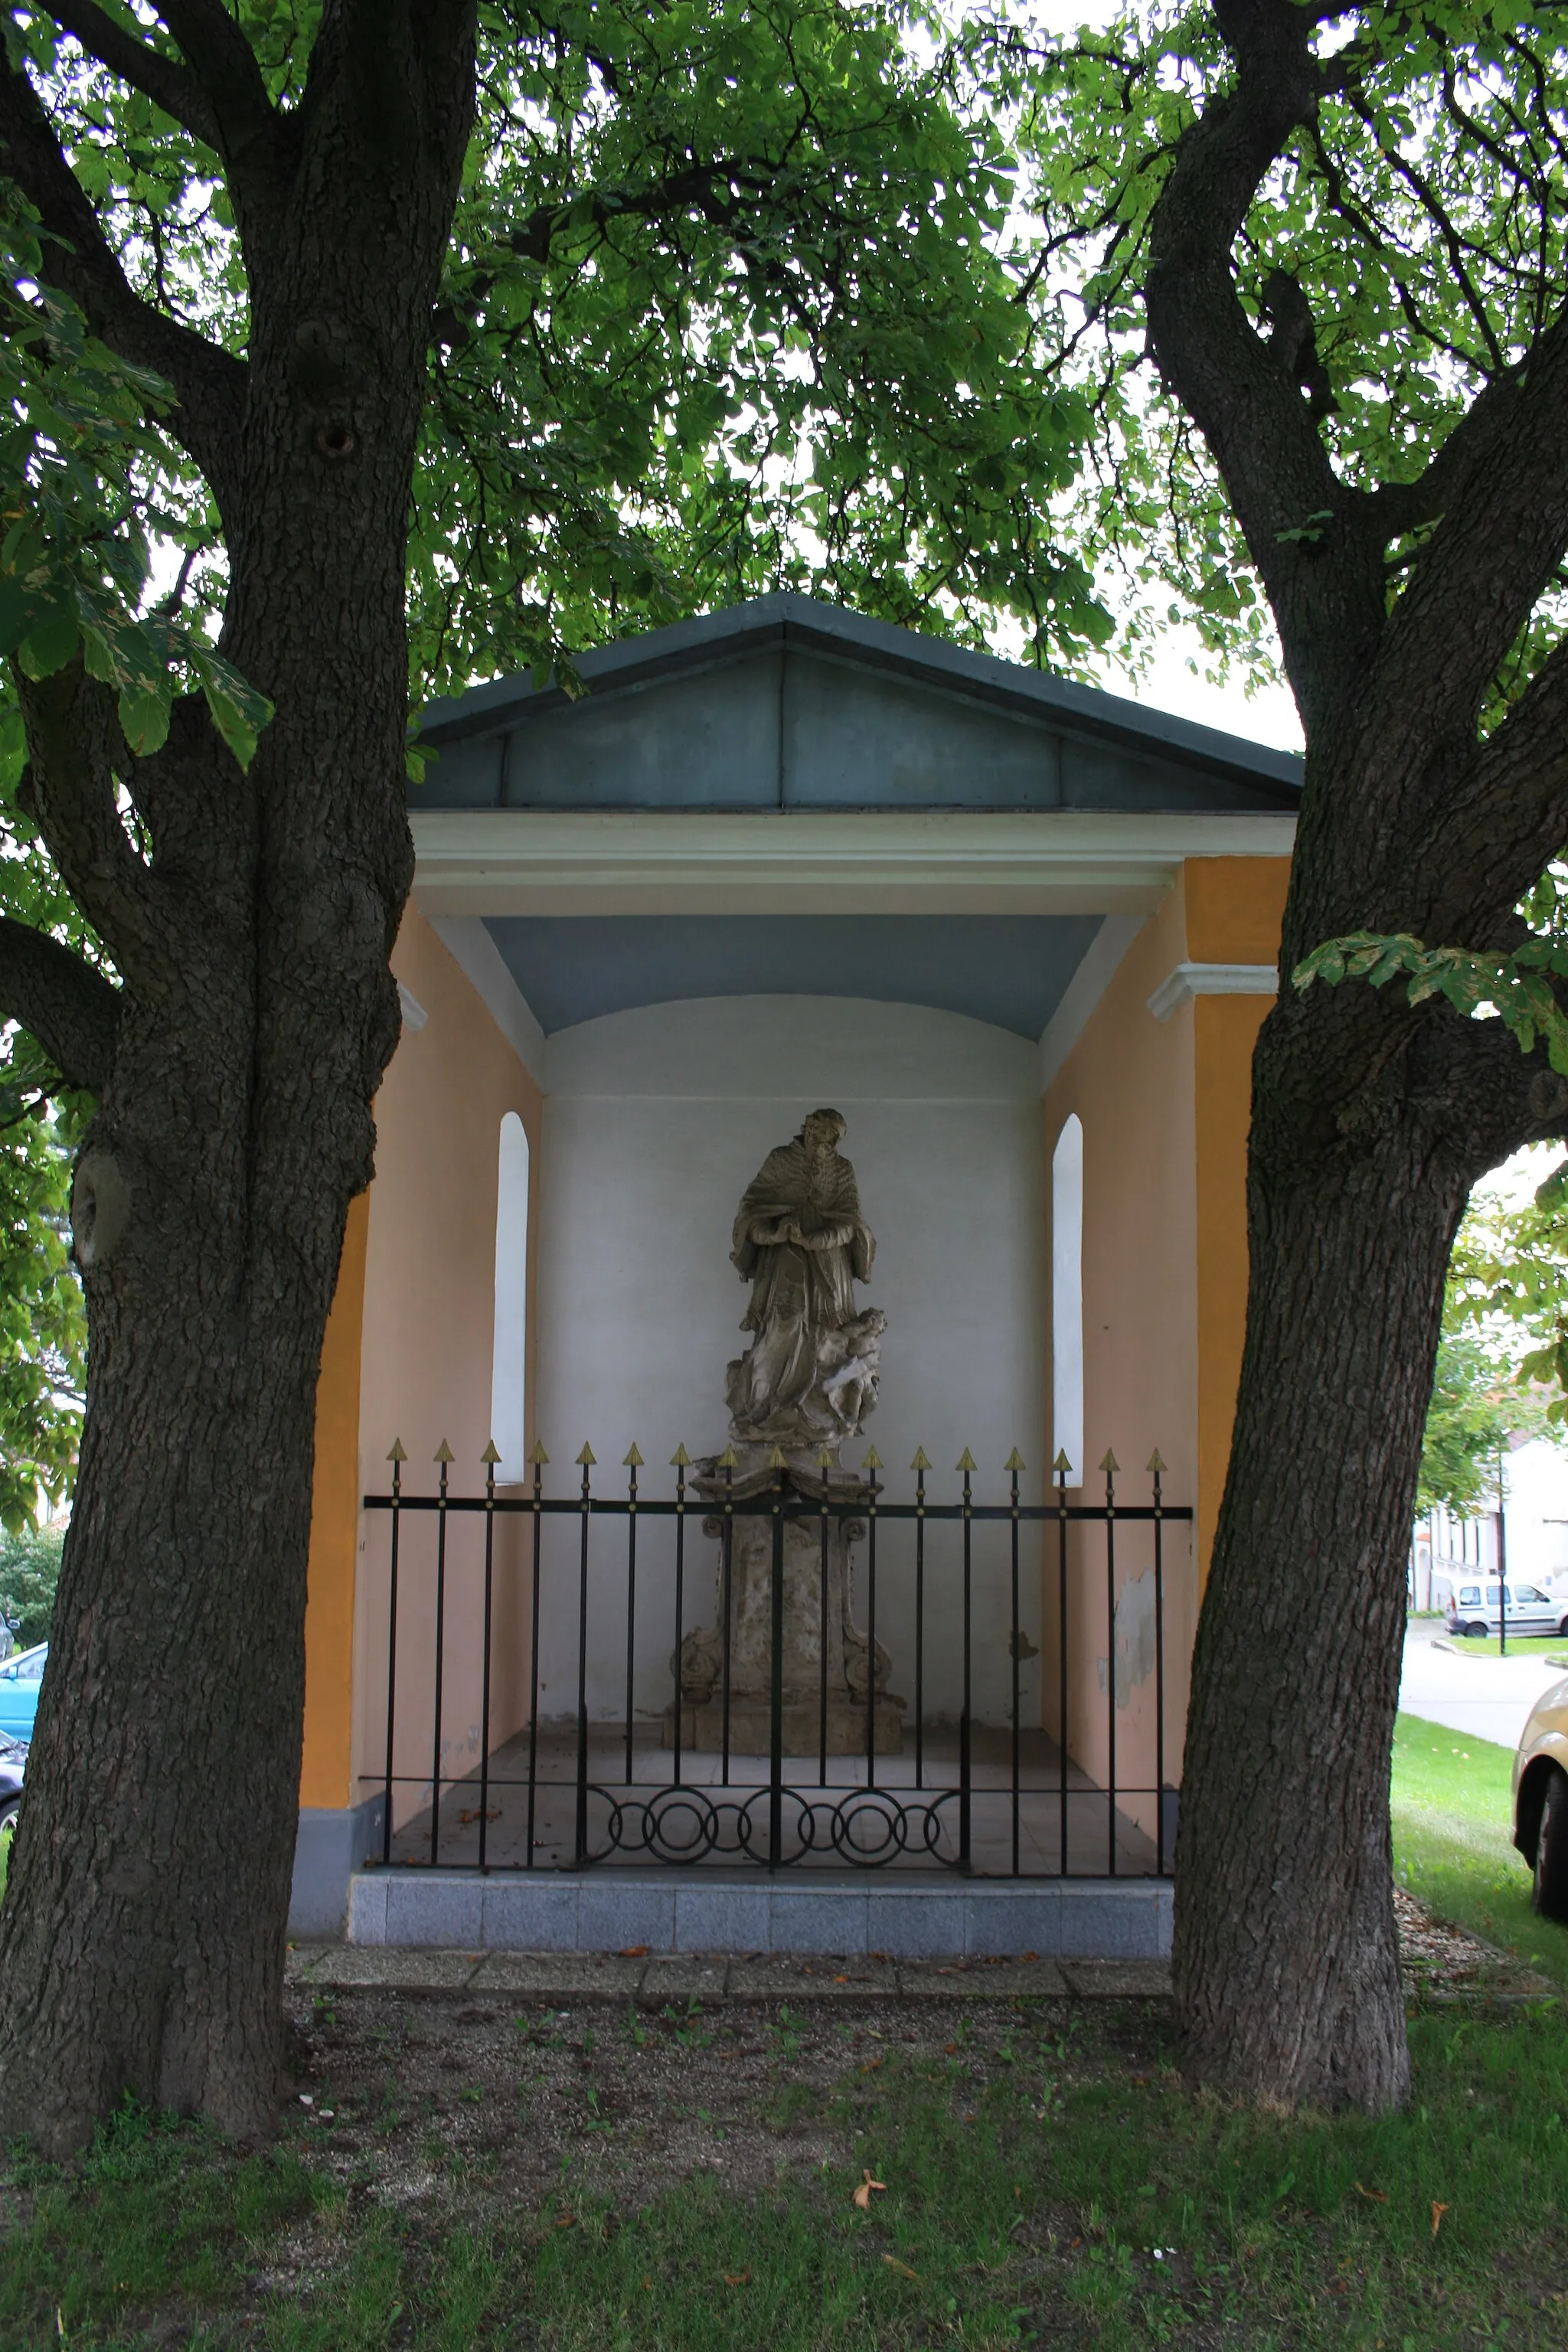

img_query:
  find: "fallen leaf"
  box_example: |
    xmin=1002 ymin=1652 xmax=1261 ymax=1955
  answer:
xmin=642 ymin=2276 xmax=654 ymax=2292
xmin=554 ymin=2211 xmax=577 ymax=2230
xmin=944 ymin=2042 xmax=959 ymax=2056
xmin=859 ymin=2056 xmax=884 ymax=2074
xmin=852 ymin=2169 xmax=887 ymax=2210
xmin=1431 ymin=2201 xmax=1449 ymax=2239
xmin=961 ymin=2111 xmax=978 ymax=2125
xmin=883 ymin=2255 xmax=918 ymax=2279
xmin=619 ymin=1945 xmax=649 ymax=1958
xmin=833 ymin=1974 xmax=849 ymax=1984
xmin=1354 ymin=2183 xmax=1387 ymax=2203
xmin=723 ymin=2269 xmax=752 ymax=2286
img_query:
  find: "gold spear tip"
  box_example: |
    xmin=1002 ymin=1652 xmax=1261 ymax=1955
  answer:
xmin=670 ymin=1443 xmax=692 ymax=1468
xmin=956 ymin=1447 xmax=978 ymax=1474
xmin=768 ymin=1445 xmax=789 ymax=1469
xmin=1052 ymin=1449 xmax=1072 ymax=1475
xmin=577 ymin=1442 xmax=596 ymax=1467
xmin=815 ymin=1445 xmax=836 ymax=1468
xmin=1004 ymin=1447 xmax=1027 ymax=1472
xmin=623 ymin=1443 xmax=645 ymax=1468
xmin=435 ymin=1439 xmax=455 ymax=1463
xmin=482 ymin=1439 xmax=502 ymax=1465
xmin=529 ymin=1439 xmax=550 ymax=1465
xmin=863 ymin=1446 xmax=883 ymax=1471
xmin=1099 ymin=1448 xmax=1120 ymax=1475
xmin=717 ymin=1444 xmax=738 ymax=1468
xmin=1147 ymin=1447 xmax=1168 ymax=1474
xmin=910 ymin=1446 xmax=932 ymax=1472
xmin=387 ymin=1438 xmax=407 ymax=1463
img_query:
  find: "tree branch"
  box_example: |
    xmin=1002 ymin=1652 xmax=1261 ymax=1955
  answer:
xmin=0 ymin=47 xmax=247 ymax=492
xmin=0 ymin=917 xmax=119 ymax=1096
xmin=45 ymin=2 xmax=219 ymax=149
xmin=151 ymin=0 xmax=278 ymax=170
xmin=17 ymin=665 xmax=171 ymax=989
xmin=1142 ymin=0 xmax=1387 ymax=733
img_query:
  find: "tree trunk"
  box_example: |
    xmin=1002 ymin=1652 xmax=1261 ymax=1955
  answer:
xmin=0 ymin=5 xmax=478 ymax=2154
xmin=1173 ymin=992 xmax=1498 ymax=2108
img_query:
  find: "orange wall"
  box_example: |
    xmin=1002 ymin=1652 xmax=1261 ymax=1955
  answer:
xmin=351 ymin=905 xmax=544 ymax=1816
xmin=299 ymin=1190 xmax=371 ymax=1809
xmin=1185 ymin=858 xmax=1290 ymax=1586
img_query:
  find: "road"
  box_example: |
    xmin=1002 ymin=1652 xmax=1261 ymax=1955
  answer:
xmin=1399 ymin=1618 xmax=1568 ymax=1750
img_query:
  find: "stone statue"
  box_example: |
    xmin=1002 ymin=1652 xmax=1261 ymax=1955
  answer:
xmin=665 ymin=1109 xmax=906 ymax=1756
xmin=725 ymin=1109 xmax=884 ymax=1447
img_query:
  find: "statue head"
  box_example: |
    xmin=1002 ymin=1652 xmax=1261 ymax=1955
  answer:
xmin=799 ymin=1107 xmax=847 ymax=1153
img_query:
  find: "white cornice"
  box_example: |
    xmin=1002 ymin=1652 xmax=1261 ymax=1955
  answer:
xmin=1148 ymin=962 xmax=1279 ymax=1022
xmin=410 ymin=808 xmax=1297 ymax=919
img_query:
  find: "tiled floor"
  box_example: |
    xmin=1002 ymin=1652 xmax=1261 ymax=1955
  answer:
xmin=378 ymin=1725 xmax=1163 ymax=1877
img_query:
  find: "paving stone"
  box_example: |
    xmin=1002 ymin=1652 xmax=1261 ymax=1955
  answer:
xmin=638 ymin=1955 xmax=730 ymax=2007
xmin=1059 ymin=1958 xmax=1173 ymax=1998
xmin=469 ymin=1951 xmax=646 ymax=1997
xmin=899 ymin=1957 xmax=1070 ymax=1998
xmin=309 ymin=1946 xmax=482 ymax=1989
xmin=727 ymin=1955 xmax=898 ymax=1998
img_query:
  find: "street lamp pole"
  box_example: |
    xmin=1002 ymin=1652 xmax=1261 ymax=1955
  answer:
xmin=1498 ymin=1444 xmax=1508 ymax=1658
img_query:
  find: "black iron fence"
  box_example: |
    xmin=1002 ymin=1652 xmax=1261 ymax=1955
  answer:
xmin=361 ymin=1446 xmax=1191 ymax=1880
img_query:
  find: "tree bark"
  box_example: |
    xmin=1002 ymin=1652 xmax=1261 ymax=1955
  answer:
xmin=0 ymin=0 xmax=477 ymax=2154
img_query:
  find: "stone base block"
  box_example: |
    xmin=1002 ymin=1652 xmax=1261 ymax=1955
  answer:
xmin=662 ymin=1698 xmax=904 ymax=1753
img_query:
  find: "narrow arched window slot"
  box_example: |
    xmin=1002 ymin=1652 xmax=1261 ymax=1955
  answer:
xmin=1051 ymin=1113 xmax=1084 ymax=1479
xmin=491 ymin=1111 xmax=530 ymax=1478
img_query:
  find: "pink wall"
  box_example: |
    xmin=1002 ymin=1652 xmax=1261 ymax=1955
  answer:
xmin=351 ymin=904 xmax=543 ymax=1823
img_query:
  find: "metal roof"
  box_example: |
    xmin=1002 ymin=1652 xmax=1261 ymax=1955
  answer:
xmin=414 ymin=593 xmax=1302 ymax=817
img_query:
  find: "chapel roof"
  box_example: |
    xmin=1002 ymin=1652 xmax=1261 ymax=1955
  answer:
xmin=413 ymin=593 xmax=1302 ymax=816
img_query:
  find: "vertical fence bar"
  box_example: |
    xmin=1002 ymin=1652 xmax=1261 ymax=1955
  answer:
xmin=1151 ymin=1450 xmax=1168 ymax=1877
xmin=671 ymin=1446 xmax=689 ymax=1784
xmin=769 ymin=1449 xmax=786 ymax=1869
xmin=479 ymin=1443 xmax=498 ymax=1873
xmin=525 ymin=1445 xmax=545 ymax=1869
xmin=720 ymin=1448 xmax=735 ymax=1785
xmin=381 ymin=1441 xmax=406 ymax=1866
xmin=864 ymin=1447 xmax=881 ymax=1788
xmin=623 ymin=1446 xmax=642 ymax=1785
xmin=1008 ymin=1449 xmax=1022 ymax=1878
xmin=574 ymin=1444 xmax=594 ymax=1863
xmin=1103 ymin=1449 xmax=1119 ymax=1877
xmin=913 ymin=1450 xmax=929 ymax=1792
xmin=959 ymin=1448 xmax=975 ymax=1872
xmin=430 ymin=1441 xmax=453 ymax=1864
xmin=1056 ymin=1452 xmax=1069 ymax=1877
xmin=818 ymin=1450 xmax=831 ymax=1788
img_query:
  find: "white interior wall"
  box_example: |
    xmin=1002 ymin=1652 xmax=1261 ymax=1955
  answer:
xmin=528 ymin=995 xmax=1047 ymax=1732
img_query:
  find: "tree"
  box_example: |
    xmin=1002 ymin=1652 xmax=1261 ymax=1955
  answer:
xmin=1005 ymin=0 xmax=1568 ymax=2106
xmin=0 ymin=2 xmax=1106 ymax=2153
xmin=0 ymin=1520 xmax=64 ymax=1649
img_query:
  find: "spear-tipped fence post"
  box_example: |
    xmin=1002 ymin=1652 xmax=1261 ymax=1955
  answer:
xmin=769 ymin=1444 xmax=787 ymax=1867
xmin=1150 ymin=1449 xmax=1168 ymax=1873
xmin=479 ymin=1441 xmax=500 ymax=1872
xmin=623 ymin=1445 xmax=643 ymax=1784
xmin=1100 ymin=1449 xmax=1119 ymax=1875
xmin=958 ymin=1447 xmax=976 ymax=1870
xmin=1006 ymin=1447 xmax=1025 ymax=1876
xmin=671 ymin=1445 xmax=690 ymax=1782
xmin=864 ymin=1446 xmax=883 ymax=1788
xmin=525 ymin=1441 xmax=547 ymax=1870
xmin=381 ymin=1439 xmax=407 ymax=1867
xmin=1054 ymin=1449 xmax=1070 ymax=1874
xmin=719 ymin=1444 xmax=737 ymax=1785
xmin=430 ymin=1440 xmax=454 ymax=1866
xmin=912 ymin=1448 xmax=931 ymax=1790
xmin=573 ymin=1445 xmax=595 ymax=1862
xmin=816 ymin=1445 xmax=834 ymax=1785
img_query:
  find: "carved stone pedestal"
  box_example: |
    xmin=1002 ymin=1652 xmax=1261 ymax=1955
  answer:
xmin=662 ymin=1449 xmax=906 ymax=1756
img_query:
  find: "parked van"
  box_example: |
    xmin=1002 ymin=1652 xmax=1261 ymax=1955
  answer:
xmin=1448 ymin=1582 xmax=1568 ymax=1639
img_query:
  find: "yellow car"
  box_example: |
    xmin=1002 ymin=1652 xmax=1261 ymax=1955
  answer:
xmin=1514 ymin=1676 xmax=1568 ymax=1919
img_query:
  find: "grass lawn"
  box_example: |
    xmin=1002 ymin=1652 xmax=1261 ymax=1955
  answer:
xmin=1434 ymin=1634 xmax=1568 ymax=1659
xmin=1392 ymin=1710 xmax=1568 ymax=1986
xmin=3 ymin=1985 xmax=1568 ymax=2350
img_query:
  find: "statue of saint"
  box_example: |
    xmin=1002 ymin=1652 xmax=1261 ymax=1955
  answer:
xmin=725 ymin=1108 xmax=884 ymax=1446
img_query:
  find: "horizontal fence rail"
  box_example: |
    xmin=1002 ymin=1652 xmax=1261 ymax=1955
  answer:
xmin=361 ymin=1446 xmax=1191 ymax=1880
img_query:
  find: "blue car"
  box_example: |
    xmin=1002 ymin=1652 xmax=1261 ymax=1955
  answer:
xmin=0 ymin=1644 xmax=47 ymax=1740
